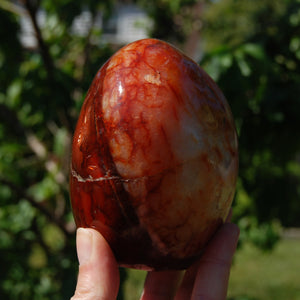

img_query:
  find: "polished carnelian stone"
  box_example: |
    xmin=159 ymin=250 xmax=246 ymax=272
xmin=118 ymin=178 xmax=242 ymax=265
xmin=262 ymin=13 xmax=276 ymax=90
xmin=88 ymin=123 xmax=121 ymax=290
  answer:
xmin=70 ymin=39 xmax=238 ymax=270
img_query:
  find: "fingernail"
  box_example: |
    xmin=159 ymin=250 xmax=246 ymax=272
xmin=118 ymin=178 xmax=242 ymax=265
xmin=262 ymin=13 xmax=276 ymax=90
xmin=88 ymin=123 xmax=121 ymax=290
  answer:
xmin=77 ymin=228 xmax=93 ymax=265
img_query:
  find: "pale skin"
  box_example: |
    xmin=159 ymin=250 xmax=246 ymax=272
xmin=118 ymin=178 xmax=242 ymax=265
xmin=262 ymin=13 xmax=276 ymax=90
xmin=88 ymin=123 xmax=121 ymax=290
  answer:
xmin=71 ymin=213 xmax=239 ymax=300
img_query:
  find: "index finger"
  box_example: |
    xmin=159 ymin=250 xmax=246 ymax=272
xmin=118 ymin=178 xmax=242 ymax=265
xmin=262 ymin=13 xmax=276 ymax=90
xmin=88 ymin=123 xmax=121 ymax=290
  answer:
xmin=192 ymin=223 xmax=239 ymax=299
xmin=175 ymin=222 xmax=239 ymax=300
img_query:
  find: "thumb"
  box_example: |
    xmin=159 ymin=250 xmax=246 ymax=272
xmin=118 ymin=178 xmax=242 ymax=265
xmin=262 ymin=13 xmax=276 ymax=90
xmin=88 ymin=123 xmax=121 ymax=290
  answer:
xmin=71 ymin=228 xmax=120 ymax=300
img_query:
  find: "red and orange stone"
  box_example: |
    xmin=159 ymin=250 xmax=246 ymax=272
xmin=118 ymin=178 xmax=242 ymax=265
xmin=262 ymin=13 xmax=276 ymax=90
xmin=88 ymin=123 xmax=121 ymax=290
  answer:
xmin=70 ymin=38 xmax=238 ymax=270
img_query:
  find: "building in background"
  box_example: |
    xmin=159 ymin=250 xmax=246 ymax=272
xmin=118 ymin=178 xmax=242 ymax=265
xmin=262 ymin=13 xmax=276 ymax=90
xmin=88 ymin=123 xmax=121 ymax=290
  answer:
xmin=19 ymin=1 xmax=152 ymax=49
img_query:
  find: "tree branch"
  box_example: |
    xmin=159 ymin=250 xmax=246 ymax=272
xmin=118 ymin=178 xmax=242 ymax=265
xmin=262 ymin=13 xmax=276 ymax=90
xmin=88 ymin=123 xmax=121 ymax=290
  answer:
xmin=23 ymin=0 xmax=54 ymax=79
xmin=22 ymin=0 xmax=75 ymax=131
xmin=0 ymin=177 xmax=73 ymax=237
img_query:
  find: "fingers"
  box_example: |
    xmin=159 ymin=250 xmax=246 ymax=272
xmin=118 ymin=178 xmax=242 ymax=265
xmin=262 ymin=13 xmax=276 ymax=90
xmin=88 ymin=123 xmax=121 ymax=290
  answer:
xmin=173 ymin=260 xmax=200 ymax=300
xmin=176 ymin=223 xmax=240 ymax=300
xmin=225 ymin=208 xmax=233 ymax=222
xmin=191 ymin=223 xmax=239 ymax=300
xmin=71 ymin=228 xmax=120 ymax=300
xmin=140 ymin=270 xmax=183 ymax=300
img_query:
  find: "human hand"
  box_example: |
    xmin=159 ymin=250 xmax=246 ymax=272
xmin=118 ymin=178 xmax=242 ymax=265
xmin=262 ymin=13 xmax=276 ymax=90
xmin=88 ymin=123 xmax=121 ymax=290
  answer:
xmin=71 ymin=219 xmax=239 ymax=300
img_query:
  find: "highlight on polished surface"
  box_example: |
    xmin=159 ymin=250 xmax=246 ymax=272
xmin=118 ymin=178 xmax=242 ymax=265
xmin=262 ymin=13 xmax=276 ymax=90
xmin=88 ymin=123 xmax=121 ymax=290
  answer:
xmin=70 ymin=38 xmax=239 ymax=270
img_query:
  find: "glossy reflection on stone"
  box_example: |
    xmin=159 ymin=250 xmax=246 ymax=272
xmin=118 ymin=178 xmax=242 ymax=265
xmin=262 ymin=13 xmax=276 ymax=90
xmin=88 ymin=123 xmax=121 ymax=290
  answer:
xmin=70 ymin=38 xmax=238 ymax=270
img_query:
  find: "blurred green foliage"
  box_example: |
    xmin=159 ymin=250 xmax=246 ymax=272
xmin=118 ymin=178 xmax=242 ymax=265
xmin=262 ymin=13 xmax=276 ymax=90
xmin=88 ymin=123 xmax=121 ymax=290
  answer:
xmin=202 ymin=0 xmax=300 ymax=249
xmin=0 ymin=0 xmax=299 ymax=299
xmin=0 ymin=1 xmax=114 ymax=299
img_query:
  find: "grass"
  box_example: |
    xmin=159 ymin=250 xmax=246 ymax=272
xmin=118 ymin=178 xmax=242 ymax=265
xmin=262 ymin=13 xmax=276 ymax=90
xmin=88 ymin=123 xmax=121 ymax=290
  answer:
xmin=228 ymin=238 xmax=300 ymax=300
xmin=121 ymin=238 xmax=300 ymax=300
xmin=122 ymin=268 xmax=146 ymax=300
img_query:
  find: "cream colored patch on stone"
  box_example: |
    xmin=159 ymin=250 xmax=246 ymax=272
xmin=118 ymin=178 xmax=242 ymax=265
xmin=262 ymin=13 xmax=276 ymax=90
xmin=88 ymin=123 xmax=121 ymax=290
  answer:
xmin=106 ymin=57 xmax=117 ymax=71
xmin=144 ymin=72 xmax=161 ymax=85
